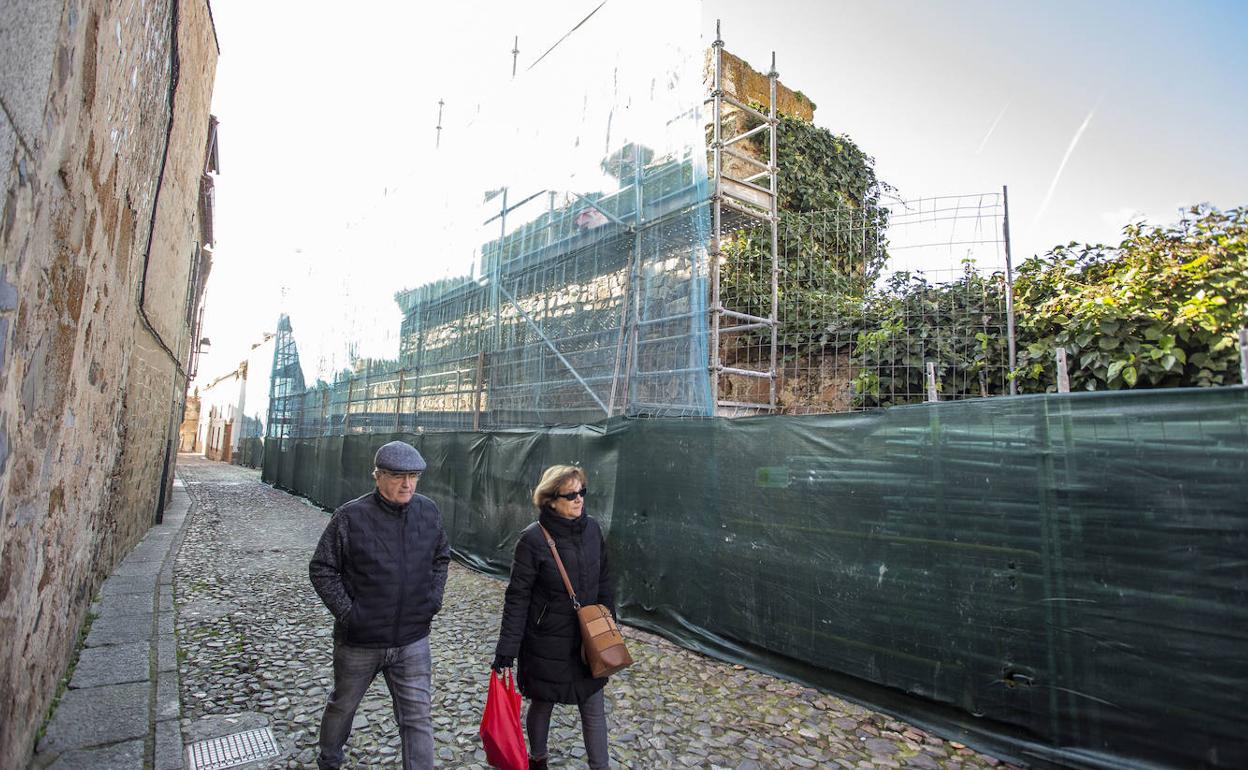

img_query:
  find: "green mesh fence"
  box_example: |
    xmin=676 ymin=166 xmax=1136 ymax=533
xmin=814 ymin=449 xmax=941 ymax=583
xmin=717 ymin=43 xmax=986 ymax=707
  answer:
xmin=721 ymin=195 xmax=1015 ymax=412
xmin=264 ymin=387 xmax=1248 ymax=770
xmin=233 ymin=437 xmax=264 ymax=469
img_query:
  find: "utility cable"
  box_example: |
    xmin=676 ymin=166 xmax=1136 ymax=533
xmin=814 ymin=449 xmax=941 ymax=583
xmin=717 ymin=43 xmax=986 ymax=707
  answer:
xmin=138 ymin=0 xmax=190 ymax=381
xmin=528 ymin=1 xmax=608 ymax=72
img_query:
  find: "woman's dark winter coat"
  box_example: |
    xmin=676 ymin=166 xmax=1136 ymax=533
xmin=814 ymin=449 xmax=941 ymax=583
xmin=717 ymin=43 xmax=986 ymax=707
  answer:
xmin=495 ymin=508 xmax=615 ymax=704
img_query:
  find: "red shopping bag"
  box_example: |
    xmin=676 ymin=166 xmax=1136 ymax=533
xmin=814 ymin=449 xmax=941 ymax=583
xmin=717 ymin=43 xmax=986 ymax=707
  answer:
xmin=480 ymin=669 xmax=528 ymax=770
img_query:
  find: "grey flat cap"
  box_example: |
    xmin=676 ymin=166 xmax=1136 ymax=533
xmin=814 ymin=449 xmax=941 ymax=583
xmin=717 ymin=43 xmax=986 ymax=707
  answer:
xmin=374 ymin=441 xmax=426 ymax=473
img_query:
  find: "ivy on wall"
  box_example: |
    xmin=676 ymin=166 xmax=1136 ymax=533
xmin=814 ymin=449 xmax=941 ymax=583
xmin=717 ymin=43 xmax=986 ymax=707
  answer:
xmin=718 ymin=114 xmax=891 ymax=354
xmin=715 ymin=107 xmax=1248 ymax=403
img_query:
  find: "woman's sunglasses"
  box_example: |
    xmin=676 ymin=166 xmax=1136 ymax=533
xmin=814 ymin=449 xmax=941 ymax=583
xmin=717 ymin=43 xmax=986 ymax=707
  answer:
xmin=554 ymin=488 xmax=588 ymax=501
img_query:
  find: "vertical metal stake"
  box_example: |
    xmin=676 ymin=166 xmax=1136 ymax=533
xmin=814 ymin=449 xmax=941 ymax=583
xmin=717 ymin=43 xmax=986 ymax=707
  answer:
xmin=1002 ymin=185 xmax=1018 ymax=395
xmin=493 ymin=189 xmax=507 ymax=350
xmin=768 ymin=52 xmax=779 ymax=410
xmin=926 ymin=362 xmax=939 ymax=402
xmin=344 ymin=376 xmax=355 ymax=433
xmin=1055 ymin=348 xmax=1070 ymax=393
xmin=709 ymin=22 xmax=724 ymax=412
xmin=435 ymin=99 xmax=444 ymax=149
xmin=473 ymin=352 xmax=486 ymax=431
xmin=394 ymin=370 xmax=405 ymax=431
xmin=608 ymin=145 xmax=644 ymax=416
xmin=1239 ymin=328 xmax=1248 ymax=385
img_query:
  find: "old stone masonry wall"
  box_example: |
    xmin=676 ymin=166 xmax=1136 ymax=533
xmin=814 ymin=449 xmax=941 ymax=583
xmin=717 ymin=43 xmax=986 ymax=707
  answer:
xmin=0 ymin=1 xmax=217 ymax=767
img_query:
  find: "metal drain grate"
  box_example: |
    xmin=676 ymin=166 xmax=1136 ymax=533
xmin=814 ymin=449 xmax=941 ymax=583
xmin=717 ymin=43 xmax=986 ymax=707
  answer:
xmin=186 ymin=727 xmax=281 ymax=770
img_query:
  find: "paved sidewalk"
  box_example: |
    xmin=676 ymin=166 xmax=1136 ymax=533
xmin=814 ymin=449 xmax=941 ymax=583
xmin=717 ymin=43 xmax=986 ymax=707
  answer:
xmin=31 ymin=479 xmax=191 ymax=770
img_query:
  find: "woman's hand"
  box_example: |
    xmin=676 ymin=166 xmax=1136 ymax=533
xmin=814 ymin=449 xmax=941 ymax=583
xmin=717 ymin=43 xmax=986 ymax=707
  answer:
xmin=492 ymin=654 xmax=515 ymax=672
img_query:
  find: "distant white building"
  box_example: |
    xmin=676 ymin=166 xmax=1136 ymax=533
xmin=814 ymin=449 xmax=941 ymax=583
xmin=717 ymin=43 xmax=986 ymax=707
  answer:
xmin=196 ymin=333 xmax=275 ymax=463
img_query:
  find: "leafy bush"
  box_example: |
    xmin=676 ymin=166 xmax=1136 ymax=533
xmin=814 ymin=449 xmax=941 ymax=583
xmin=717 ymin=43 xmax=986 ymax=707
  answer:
xmin=1013 ymin=204 xmax=1248 ymax=391
xmin=851 ymin=269 xmax=1011 ymax=406
xmin=716 ymin=107 xmax=1247 ymax=403
xmin=851 ymin=204 xmax=1247 ymax=401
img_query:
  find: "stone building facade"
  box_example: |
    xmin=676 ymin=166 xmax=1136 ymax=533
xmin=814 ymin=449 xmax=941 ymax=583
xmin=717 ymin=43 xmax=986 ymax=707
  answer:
xmin=179 ymin=391 xmax=201 ymax=451
xmin=199 ymin=363 xmax=244 ymax=463
xmin=0 ymin=1 xmax=218 ymax=766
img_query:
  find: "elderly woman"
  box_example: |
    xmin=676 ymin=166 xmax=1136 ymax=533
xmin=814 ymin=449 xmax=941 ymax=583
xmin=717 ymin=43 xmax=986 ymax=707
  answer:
xmin=492 ymin=465 xmax=615 ymax=770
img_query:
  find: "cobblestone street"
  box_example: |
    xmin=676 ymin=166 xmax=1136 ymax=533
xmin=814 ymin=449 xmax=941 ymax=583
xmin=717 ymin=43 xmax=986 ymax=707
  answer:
xmin=174 ymin=456 xmax=1020 ymax=770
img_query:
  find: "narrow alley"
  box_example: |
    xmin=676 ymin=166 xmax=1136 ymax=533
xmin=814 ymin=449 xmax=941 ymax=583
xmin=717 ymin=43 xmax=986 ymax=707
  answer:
xmin=174 ymin=456 xmax=1019 ymax=770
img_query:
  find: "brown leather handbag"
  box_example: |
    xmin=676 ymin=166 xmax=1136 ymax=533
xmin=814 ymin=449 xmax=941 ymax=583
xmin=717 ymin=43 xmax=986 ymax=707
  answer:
xmin=538 ymin=525 xmax=633 ymax=679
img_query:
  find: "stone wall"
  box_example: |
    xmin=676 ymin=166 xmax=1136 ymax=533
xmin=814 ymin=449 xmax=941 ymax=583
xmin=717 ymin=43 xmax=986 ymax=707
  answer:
xmin=707 ymin=47 xmax=815 ymax=121
xmin=107 ymin=0 xmax=217 ymax=578
xmin=180 ymin=392 xmax=201 ymax=451
xmin=706 ymin=47 xmax=816 ymax=199
xmin=0 ymin=1 xmax=217 ymax=766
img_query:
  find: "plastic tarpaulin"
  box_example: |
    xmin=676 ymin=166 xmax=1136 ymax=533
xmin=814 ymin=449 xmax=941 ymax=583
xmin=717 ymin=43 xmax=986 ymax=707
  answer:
xmin=263 ymin=387 xmax=1248 ymax=769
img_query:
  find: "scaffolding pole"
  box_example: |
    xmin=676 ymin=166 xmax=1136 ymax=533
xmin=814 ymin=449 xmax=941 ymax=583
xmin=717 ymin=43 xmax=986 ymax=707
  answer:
xmin=768 ymin=52 xmax=779 ymax=408
xmin=496 ymin=283 xmax=610 ymax=417
xmin=710 ymin=23 xmax=724 ymax=414
xmin=709 ymin=21 xmax=779 ymax=415
xmin=1003 ymin=185 xmax=1018 ymax=395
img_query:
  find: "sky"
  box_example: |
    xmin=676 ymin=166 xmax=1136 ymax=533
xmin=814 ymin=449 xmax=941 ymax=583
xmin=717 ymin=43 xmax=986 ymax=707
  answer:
xmin=193 ymin=0 xmax=1248 ymax=387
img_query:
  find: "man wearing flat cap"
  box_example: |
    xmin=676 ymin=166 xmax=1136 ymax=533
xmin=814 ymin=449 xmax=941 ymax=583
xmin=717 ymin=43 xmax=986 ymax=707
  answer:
xmin=310 ymin=440 xmax=451 ymax=770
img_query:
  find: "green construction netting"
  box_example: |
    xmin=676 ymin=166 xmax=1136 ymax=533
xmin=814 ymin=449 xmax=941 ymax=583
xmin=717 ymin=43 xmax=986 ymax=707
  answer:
xmin=234 ymin=437 xmax=264 ymax=469
xmin=264 ymin=387 xmax=1248 ymax=770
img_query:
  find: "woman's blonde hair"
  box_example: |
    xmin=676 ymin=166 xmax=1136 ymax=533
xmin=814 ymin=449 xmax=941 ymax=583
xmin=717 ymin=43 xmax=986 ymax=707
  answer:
xmin=532 ymin=464 xmax=587 ymax=510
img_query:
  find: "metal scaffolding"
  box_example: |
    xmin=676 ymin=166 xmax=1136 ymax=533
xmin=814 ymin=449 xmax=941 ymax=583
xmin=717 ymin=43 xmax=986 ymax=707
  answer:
xmin=265 ymin=314 xmax=304 ymax=440
xmin=263 ymin=18 xmax=1029 ymax=437
xmin=708 ymin=21 xmax=780 ymax=415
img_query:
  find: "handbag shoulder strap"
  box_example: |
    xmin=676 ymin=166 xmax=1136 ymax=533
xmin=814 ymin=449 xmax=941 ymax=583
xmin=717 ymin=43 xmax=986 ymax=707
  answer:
xmin=538 ymin=524 xmax=581 ymax=610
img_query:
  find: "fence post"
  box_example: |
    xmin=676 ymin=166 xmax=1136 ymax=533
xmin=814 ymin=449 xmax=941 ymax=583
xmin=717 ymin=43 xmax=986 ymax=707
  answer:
xmin=1002 ymin=185 xmax=1018 ymax=395
xmin=394 ymin=370 xmax=405 ymax=432
xmin=926 ymin=362 xmax=939 ymax=402
xmin=1055 ymin=348 xmax=1070 ymax=393
xmin=1239 ymin=328 xmax=1248 ymax=385
xmin=473 ymin=352 xmax=486 ymax=431
xmin=343 ymin=376 xmax=355 ymax=434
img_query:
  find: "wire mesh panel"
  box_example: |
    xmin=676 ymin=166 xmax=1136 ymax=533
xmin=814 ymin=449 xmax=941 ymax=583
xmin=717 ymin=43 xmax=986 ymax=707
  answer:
xmin=628 ymin=209 xmax=712 ymax=415
xmin=488 ymin=226 xmax=633 ymax=426
xmin=720 ymin=193 xmax=1012 ymax=413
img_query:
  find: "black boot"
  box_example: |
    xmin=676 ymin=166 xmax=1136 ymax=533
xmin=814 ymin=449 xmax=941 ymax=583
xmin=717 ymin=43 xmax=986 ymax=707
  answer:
xmin=528 ymin=757 xmax=548 ymax=770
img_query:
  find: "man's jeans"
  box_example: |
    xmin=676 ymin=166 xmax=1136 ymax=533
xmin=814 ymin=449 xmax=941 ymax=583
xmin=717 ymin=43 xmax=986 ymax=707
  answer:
xmin=317 ymin=636 xmax=434 ymax=770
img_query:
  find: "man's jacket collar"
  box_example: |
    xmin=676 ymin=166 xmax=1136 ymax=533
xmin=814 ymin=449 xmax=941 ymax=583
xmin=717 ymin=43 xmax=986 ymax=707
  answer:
xmin=373 ymin=489 xmax=411 ymax=515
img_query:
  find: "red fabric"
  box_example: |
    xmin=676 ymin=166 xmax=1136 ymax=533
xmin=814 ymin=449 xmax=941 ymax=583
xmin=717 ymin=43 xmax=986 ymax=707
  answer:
xmin=480 ymin=669 xmax=528 ymax=770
